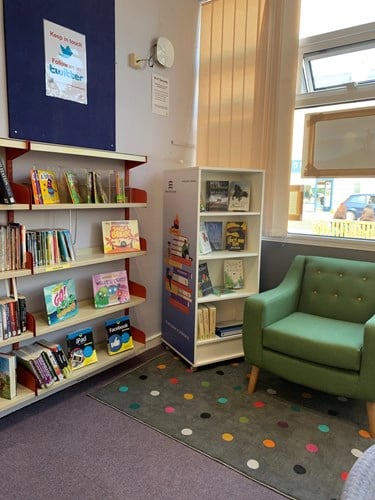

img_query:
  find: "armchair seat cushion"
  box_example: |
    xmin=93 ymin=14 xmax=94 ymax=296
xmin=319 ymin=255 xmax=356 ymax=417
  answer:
xmin=263 ymin=312 xmax=364 ymax=371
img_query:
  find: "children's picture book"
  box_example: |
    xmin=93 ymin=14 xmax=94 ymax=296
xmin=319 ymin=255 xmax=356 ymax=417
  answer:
xmin=105 ymin=315 xmax=134 ymax=355
xmin=92 ymin=270 xmax=130 ymax=308
xmin=37 ymin=169 xmax=60 ymax=204
xmin=198 ymin=262 xmax=214 ymax=297
xmin=206 ymin=180 xmax=229 ymax=211
xmin=102 ymin=220 xmax=140 ymax=253
xmin=43 ymin=278 xmax=78 ymax=325
xmin=0 ymin=353 xmax=16 ymax=399
xmin=224 ymin=258 xmax=244 ymax=289
xmin=198 ymin=221 xmax=212 ymax=255
xmin=66 ymin=327 xmax=98 ymax=370
xmin=64 ymin=171 xmax=83 ymax=204
xmin=205 ymin=221 xmax=223 ymax=250
xmin=30 ymin=167 xmax=43 ymax=204
xmin=228 ymin=181 xmax=251 ymax=211
xmin=225 ymin=221 xmax=247 ymax=251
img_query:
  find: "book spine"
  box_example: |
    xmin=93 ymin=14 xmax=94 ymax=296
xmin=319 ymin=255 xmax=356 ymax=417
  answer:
xmin=16 ymin=355 xmax=45 ymax=389
xmin=17 ymin=296 xmax=27 ymax=332
xmin=0 ymin=158 xmax=15 ymax=204
xmin=30 ymin=167 xmax=43 ymax=204
xmin=33 ymin=355 xmax=54 ymax=387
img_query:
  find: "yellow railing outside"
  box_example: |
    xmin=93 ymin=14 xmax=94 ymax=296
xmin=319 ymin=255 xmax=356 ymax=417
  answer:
xmin=314 ymin=220 xmax=375 ymax=239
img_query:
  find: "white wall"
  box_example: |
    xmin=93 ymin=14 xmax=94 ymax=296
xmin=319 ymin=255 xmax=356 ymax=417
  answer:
xmin=0 ymin=0 xmax=200 ymax=342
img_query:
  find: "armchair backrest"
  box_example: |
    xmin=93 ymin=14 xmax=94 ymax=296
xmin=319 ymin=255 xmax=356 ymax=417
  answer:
xmin=297 ymin=256 xmax=375 ymax=324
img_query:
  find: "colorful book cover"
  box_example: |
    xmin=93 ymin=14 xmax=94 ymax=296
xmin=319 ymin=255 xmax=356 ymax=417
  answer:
xmin=37 ymin=169 xmax=60 ymax=204
xmin=66 ymin=327 xmax=97 ymax=370
xmin=105 ymin=315 xmax=134 ymax=355
xmin=198 ymin=262 xmax=214 ymax=297
xmin=102 ymin=220 xmax=140 ymax=254
xmin=30 ymin=167 xmax=42 ymax=204
xmin=92 ymin=270 xmax=130 ymax=308
xmin=43 ymin=278 xmax=78 ymax=325
xmin=224 ymin=258 xmax=244 ymax=289
xmin=0 ymin=353 xmax=16 ymax=399
xmin=228 ymin=181 xmax=251 ymax=211
xmin=225 ymin=221 xmax=247 ymax=251
xmin=206 ymin=180 xmax=229 ymax=211
xmin=64 ymin=171 xmax=83 ymax=204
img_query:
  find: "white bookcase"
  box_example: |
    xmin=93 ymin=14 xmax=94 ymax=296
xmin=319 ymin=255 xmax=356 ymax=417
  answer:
xmin=0 ymin=138 xmax=148 ymax=417
xmin=162 ymin=166 xmax=264 ymax=368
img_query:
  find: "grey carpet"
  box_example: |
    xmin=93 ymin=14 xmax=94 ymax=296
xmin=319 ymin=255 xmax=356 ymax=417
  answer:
xmin=89 ymin=349 xmax=375 ymax=500
xmin=0 ymin=346 xmax=284 ymax=500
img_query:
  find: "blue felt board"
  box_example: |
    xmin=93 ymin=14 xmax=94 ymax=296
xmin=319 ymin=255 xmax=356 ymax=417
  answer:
xmin=3 ymin=0 xmax=115 ymax=150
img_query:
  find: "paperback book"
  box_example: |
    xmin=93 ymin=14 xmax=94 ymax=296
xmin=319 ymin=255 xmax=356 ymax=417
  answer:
xmin=64 ymin=171 xmax=83 ymax=204
xmin=228 ymin=181 xmax=251 ymax=211
xmin=198 ymin=262 xmax=213 ymax=297
xmin=43 ymin=278 xmax=78 ymax=325
xmin=206 ymin=180 xmax=229 ymax=211
xmin=105 ymin=315 xmax=134 ymax=355
xmin=224 ymin=259 xmax=244 ymax=289
xmin=198 ymin=221 xmax=212 ymax=255
xmin=0 ymin=157 xmax=15 ymax=204
xmin=102 ymin=220 xmax=140 ymax=254
xmin=31 ymin=168 xmax=60 ymax=204
xmin=225 ymin=221 xmax=247 ymax=251
xmin=0 ymin=353 xmax=16 ymax=399
xmin=92 ymin=270 xmax=130 ymax=308
xmin=66 ymin=327 xmax=98 ymax=370
xmin=205 ymin=221 xmax=223 ymax=250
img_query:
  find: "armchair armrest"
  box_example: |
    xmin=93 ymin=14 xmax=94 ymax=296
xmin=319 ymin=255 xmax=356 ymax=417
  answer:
xmin=242 ymin=255 xmax=306 ymax=366
xmin=359 ymin=315 xmax=375 ymax=399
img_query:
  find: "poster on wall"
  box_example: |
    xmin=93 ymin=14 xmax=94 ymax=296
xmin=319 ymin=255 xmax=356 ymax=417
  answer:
xmin=152 ymin=74 xmax=169 ymax=116
xmin=44 ymin=20 xmax=87 ymax=105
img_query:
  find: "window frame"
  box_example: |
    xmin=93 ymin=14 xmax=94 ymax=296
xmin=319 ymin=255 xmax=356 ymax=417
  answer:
xmin=287 ymin=21 xmax=375 ymax=250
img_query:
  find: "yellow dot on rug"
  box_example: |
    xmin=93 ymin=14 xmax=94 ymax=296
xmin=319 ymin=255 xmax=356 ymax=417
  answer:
xmin=222 ymin=433 xmax=234 ymax=442
xmin=358 ymin=429 xmax=371 ymax=438
xmin=157 ymin=364 xmax=167 ymax=370
xmin=263 ymin=439 xmax=276 ymax=448
xmin=184 ymin=393 xmax=194 ymax=400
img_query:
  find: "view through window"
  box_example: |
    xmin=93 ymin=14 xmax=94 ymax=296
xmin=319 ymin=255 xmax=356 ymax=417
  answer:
xmin=288 ymin=1 xmax=375 ymax=241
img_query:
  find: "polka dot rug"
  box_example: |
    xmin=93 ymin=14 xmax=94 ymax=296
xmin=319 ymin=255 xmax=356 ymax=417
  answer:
xmin=89 ymin=350 xmax=375 ymax=500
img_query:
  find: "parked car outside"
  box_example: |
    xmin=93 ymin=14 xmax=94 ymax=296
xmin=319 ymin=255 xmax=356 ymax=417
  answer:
xmin=334 ymin=194 xmax=375 ymax=220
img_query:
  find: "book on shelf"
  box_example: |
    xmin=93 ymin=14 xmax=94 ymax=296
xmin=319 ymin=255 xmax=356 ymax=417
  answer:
xmin=92 ymin=270 xmax=130 ymax=308
xmin=64 ymin=171 xmax=84 ymax=204
xmin=228 ymin=181 xmax=251 ymax=211
xmin=43 ymin=278 xmax=78 ymax=326
xmin=0 ymin=353 xmax=17 ymax=399
xmin=105 ymin=315 xmax=134 ymax=355
xmin=93 ymin=171 xmax=109 ymax=203
xmin=198 ymin=221 xmax=212 ymax=255
xmin=37 ymin=339 xmax=72 ymax=378
xmin=114 ymin=171 xmax=126 ymax=203
xmin=197 ymin=303 xmax=216 ymax=340
xmin=205 ymin=221 xmax=223 ymax=251
xmin=197 ymin=305 xmax=205 ymax=340
xmin=66 ymin=327 xmax=98 ymax=370
xmin=0 ymin=223 xmax=27 ymax=272
xmin=30 ymin=168 xmax=60 ymax=204
xmin=224 ymin=259 xmax=244 ymax=289
xmin=206 ymin=180 xmax=229 ymax=211
xmin=198 ymin=262 xmax=213 ymax=297
xmin=102 ymin=220 xmax=140 ymax=254
xmin=212 ymin=286 xmax=236 ymax=296
xmin=225 ymin=221 xmax=247 ymax=251
xmin=0 ymin=157 xmax=15 ymax=204
xmin=15 ymin=344 xmax=55 ymax=388
xmin=26 ymin=228 xmax=76 ymax=267
xmin=215 ymin=319 xmax=243 ymax=337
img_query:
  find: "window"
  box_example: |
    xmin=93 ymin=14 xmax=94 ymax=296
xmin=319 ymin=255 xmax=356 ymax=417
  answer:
xmin=288 ymin=1 xmax=375 ymax=241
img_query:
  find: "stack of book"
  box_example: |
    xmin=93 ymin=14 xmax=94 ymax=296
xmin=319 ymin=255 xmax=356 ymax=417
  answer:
xmin=15 ymin=341 xmax=71 ymax=389
xmin=215 ymin=319 xmax=243 ymax=338
xmin=197 ymin=303 xmax=216 ymax=340
xmin=0 ymin=223 xmax=27 ymax=271
xmin=26 ymin=228 xmax=76 ymax=267
xmin=0 ymin=294 xmax=27 ymax=340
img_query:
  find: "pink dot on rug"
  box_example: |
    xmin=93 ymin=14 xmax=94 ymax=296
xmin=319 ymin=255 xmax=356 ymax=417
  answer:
xmin=306 ymin=443 xmax=319 ymax=453
xmin=165 ymin=406 xmax=175 ymax=414
xmin=341 ymin=471 xmax=349 ymax=481
xmin=253 ymin=401 xmax=265 ymax=408
xmin=169 ymin=378 xmax=179 ymax=384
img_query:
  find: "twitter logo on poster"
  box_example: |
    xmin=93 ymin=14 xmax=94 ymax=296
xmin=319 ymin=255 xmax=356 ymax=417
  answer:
xmin=59 ymin=45 xmax=73 ymax=58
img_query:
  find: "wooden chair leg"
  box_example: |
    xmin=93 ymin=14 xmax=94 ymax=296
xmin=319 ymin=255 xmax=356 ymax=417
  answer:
xmin=248 ymin=365 xmax=260 ymax=394
xmin=366 ymin=401 xmax=375 ymax=438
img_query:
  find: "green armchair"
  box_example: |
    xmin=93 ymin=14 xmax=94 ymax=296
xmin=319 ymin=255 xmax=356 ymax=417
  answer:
xmin=242 ymin=255 xmax=375 ymax=436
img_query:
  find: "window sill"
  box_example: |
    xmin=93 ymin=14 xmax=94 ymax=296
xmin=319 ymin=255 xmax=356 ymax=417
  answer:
xmin=262 ymin=234 xmax=375 ymax=252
